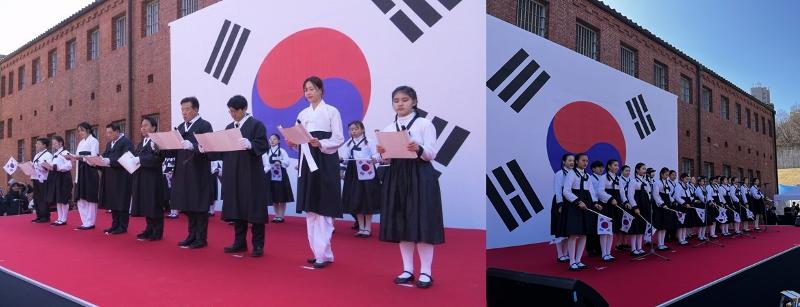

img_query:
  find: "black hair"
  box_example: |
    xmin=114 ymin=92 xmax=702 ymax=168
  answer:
xmin=605 ymin=159 xmax=619 ymax=172
xmin=142 ymin=116 xmax=158 ymax=130
xmin=590 ymin=160 xmax=604 ymax=169
xmin=270 ymin=133 xmax=281 ymax=140
xmin=680 ymin=173 xmax=689 ymax=179
xmin=180 ymin=96 xmax=200 ymax=109
xmin=78 ymin=122 xmax=94 ymax=137
xmin=561 ymin=154 xmax=574 ymax=163
xmin=575 ymin=153 xmax=588 ymax=161
xmin=227 ymin=95 xmax=248 ymax=110
xmin=106 ymin=123 xmax=121 ymax=132
xmin=392 ymin=86 xmax=418 ymax=110
xmin=348 ymin=120 xmax=367 ymax=144
xmin=668 ymin=170 xmax=677 ymax=176
xmin=621 ymin=165 xmax=631 ymax=173
xmin=660 ymin=167 xmax=669 ymax=178
xmin=36 ymin=137 xmax=50 ymax=147
xmin=635 ymin=163 xmax=646 ymax=173
xmin=303 ymin=76 xmax=324 ymax=94
xmin=51 ymin=135 xmax=65 ymax=146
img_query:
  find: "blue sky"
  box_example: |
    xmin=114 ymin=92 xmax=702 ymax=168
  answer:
xmin=602 ymin=0 xmax=800 ymax=113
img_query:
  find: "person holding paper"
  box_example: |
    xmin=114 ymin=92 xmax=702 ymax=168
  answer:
xmin=44 ymin=136 xmax=73 ymax=226
xmin=203 ymin=95 xmax=270 ymax=257
xmin=263 ymin=134 xmax=293 ymax=223
xmin=69 ymin=122 xmax=101 ymax=230
xmin=339 ymin=120 xmax=381 ymax=238
xmin=130 ymin=117 xmax=169 ymax=241
xmin=171 ymin=96 xmax=215 ymax=249
xmin=288 ymin=76 xmax=344 ymax=269
xmin=31 ymin=138 xmax=54 ymax=223
xmin=97 ymin=123 xmax=134 ymax=235
xmin=376 ymin=86 xmax=443 ymax=288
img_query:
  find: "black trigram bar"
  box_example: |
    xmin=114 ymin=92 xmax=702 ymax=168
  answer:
xmin=625 ymin=94 xmax=657 ymax=139
xmin=486 ymin=160 xmax=544 ymax=232
xmin=487 ymin=48 xmax=550 ymax=113
xmin=372 ymin=0 xmax=463 ymax=43
xmin=205 ymin=20 xmax=251 ymax=85
xmin=415 ymin=108 xmax=469 ymax=167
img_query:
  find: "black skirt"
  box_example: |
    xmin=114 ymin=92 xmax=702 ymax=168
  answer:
xmin=628 ymin=189 xmax=650 ymax=234
xmin=550 ymin=196 xmax=562 ymax=236
xmin=74 ymin=157 xmax=99 ymax=203
xmin=682 ymin=197 xmax=702 ymax=227
xmin=750 ymin=198 xmax=765 ymax=214
xmin=605 ymin=189 xmax=626 ymax=233
xmin=295 ymin=131 xmax=343 ymax=218
xmin=269 ymin=166 xmax=294 ymax=204
xmin=654 ymin=192 xmax=678 ymax=230
xmin=342 ymin=161 xmax=381 ymax=215
xmin=46 ymin=171 xmax=73 ymax=204
xmin=559 ymin=189 xmax=593 ymax=236
xmin=379 ymin=158 xmax=444 ymax=245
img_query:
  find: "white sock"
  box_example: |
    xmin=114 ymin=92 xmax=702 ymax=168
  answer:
xmin=417 ymin=243 xmax=434 ymax=281
xmin=555 ymin=240 xmax=565 ymax=258
xmin=399 ymin=242 xmax=414 ymax=277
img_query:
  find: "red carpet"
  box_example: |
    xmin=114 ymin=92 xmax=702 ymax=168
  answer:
xmin=487 ymin=227 xmax=800 ymax=307
xmin=0 ymin=211 xmax=485 ymax=306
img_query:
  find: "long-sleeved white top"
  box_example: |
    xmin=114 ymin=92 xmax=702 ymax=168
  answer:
xmin=553 ymin=168 xmax=571 ymax=203
xmin=651 ymin=179 xmax=670 ymax=206
xmin=380 ymin=112 xmax=438 ymax=161
xmin=749 ymin=186 xmax=763 ymax=200
xmin=738 ymin=185 xmax=749 ymax=203
xmin=725 ymin=184 xmax=739 ymax=203
xmin=707 ymin=184 xmax=724 ymax=204
xmin=626 ymin=176 xmax=651 ymax=208
xmin=338 ymin=136 xmax=380 ymax=161
xmin=263 ymin=146 xmax=290 ymax=169
xmin=600 ymin=172 xmax=627 ymax=204
xmin=695 ymin=185 xmax=708 ymax=203
xmin=590 ymin=172 xmax=612 ymax=203
xmin=296 ymin=100 xmax=344 ymax=154
xmin=51 ymin=147 xmax=73 ymax=172
xmin=563 ymin=169 xmax=598 ymax=204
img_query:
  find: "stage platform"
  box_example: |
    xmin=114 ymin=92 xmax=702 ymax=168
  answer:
xmin=487 ymin=226 xmax=800 ymax=306
xmin=0 ymin=211 xmax=485 ymax=306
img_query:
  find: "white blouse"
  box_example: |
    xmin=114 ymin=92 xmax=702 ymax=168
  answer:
xmin=562 ymin=169 xmax=598 ymax=204
xmin=739 ymin=185 xmax=749 ymax=203
xmin=76 ymin=135 xmax=100 ymax=157
xmin=51 ymin=147 xmax=73 ymax=172
xmin=380 ymin=112 xmax=438 ymax=162
xmin=749 ymin=186 xmax=763 ymax=200
xmin=695 ymin=186 xmax=707 ymax=203
xmin=600 ymin=172 xmax=627 ymax=204
xmin=338 ymin=136 xmax=379 ymax=161
xmin=552 ymin=168 xmax=570 ymax=203
xmin=263 ymin=146 xmax=290 ymax=168
xmin=589 ymin=173 xmax=612 ymax=203
xmin=626 ymin=176 xmax=651 ymax=208
xmin=296 ymin=100 xmax=344 ymax=155
xmin=651 ymin=179 xmax=669 ymax=206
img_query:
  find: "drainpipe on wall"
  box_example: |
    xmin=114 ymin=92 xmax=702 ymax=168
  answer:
xmin=695 ymin=64 xmax=703 ymax=176
xmin=127 ymin=0 xmax=134 ymax=139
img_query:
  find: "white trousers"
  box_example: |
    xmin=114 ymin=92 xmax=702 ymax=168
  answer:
xmin=56 ymin=203 xmax=69 ymax=222
xmin=77 ymin=199 xmax=97 ymax=227
xmin=306 ymin=212 xmax=334 ymax=263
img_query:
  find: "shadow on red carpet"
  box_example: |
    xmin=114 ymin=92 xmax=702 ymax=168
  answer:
xmin=0 ymin=211 xmax=485 ymax=306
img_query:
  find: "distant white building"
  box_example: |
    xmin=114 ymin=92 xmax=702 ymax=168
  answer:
xmin=751 ymin=83 xmax=771 ymax=104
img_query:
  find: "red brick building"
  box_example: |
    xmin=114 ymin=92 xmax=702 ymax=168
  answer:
xmin=489 ymin=0 xmax=778 ymax=194
xmin=0 ymin=0 xmax=219 ymax=186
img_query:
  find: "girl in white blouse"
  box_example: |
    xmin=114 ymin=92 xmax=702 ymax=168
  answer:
xmin=561 ymin=153 xmax=597 ymax=270
xmin=339 ymin=121 xmax=381 ymax=237
xmin=551 ymin=154 xmax=574 ymax=263
xmin=44 ymin=136 xmax=73 ymax=226
xmin=66 ymin=122 xmax=100 ymax=230
xmin=262 ymin=134 xmax=293 ymax=223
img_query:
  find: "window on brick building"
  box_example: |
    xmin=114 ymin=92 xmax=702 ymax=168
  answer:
xmin=735 ymin=103 xmax=741 ymax=124
xmin=17 ymin=66 xmax=24 ymax=91
xmin=144 ymin=0 xmax=160 ymax=37
xmin=517 ymin=0 xmax=547 ymax=37
xmin=30 ymin=137 xmax=38 ymax=160
xmin=17 ymin=139 xmax=24 ymax=161
xmin=65 ymin=129 xmax=77 ymax=153
xmin=653 ymin=61 xmax=667 ymax=90
xmin=681 ymin=158 xmax=694 ymax=176
xmin=702 ymin=87 xmax=712 ymax=113
xmin=48 ymin=49 xmax=58 ymax=78
xmin=32 ymin=58 xmax=40 ymax=85
xmin=8 ymin=71 xmax=14 ymax=95
xmin=748 ymin=169 xmax=753 ymax=180
xmin=703 ymin=162 xmax=714 ymax=178
xmin=111 ymin=120 xmax=127 ymax=135
xmin=680 ymin=75 xmax=691 ymax=103
xmin=722 ymin=165 xmax=731 ymax=177
xmin=746 ymin=108 xmax=751 ymax=129
xmin=756 ymin=170 xmax=761 ymax=180
xmin=769 ymin=120 xmax=773 ymax=137
xmin=1 ymin=76 xmax=5 ymax=97
xmin=7 ymin=118 xmax=12 ymax=138
xmin=179 ymin=0 xmax=199 ymax=17
xmin=738 ymin=168 xmax=744 ymax=180
xmin=0 ymin=121 xmax=4 ymax=140
xmin=620 ymin=45 xmax=637 ymax=77
xmin=88 ymin=28 xmax=100 ymax=61
xmin=576 ymin=22 xmax=598 ymax=60
xmin=66 ymin=39 xmax=77 ymax=70
xmin=762 ymin=116 xmax=766 ymax=135
xmin=113 ymin=14 xmax=126 ymax=50
xmin=720 ymin=95 xmax=729 ymax=119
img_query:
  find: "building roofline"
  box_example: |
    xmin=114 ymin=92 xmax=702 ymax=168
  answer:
xmin=589 ymin=0 xmax=774 ymax=112
xmin=0 ymin=0 xmax=106 ymax=67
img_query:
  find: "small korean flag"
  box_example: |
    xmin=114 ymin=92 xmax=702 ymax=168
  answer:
xmin=733 ymin=212 xmax=741 ymax=223
xmin=270 ymin=164 xmax=282 ymax=181
xmin=620 ymin=211 xmax=634 ymax=233
xmin=676 ymin=211 xmax=686 ymax=225
xmin=4 ymin=157 xmax=18 ymax=175
xmin=695 ymin=208 xmax=706 ymax=222
xmin=746 ymin=208 xmax=754 ymax=220
xmin=644 ymin=222 xmax=655 ymax=243
xmin=715 ymin=209 xmax=728 ymax=224
xmin=597 ymin=214 xmax=613 ymax=235
xmin=356 ymin=160 xmax=375 ymax=181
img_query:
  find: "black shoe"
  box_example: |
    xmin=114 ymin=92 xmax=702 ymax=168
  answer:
xmin=136 ymin=232 xmax=151 ymax=240
xmin=416 ymin=273 xmax=433 ymax=289
xmin=103 ymin=227 xmax=115 ymax=233
xmin=31 ymin=218 xmax=39 ymax=223
xmin=178 ymin=237 xmax=195 ymax=247
xmin=252 ymin=247 xmax=264 ymax=257
xmin=576 ymin=263 xmax=588 ymax=270
xmin=76 ymin=225 xmax=94 ymax=230
xmin=312 ymin=261 xmax=330 ymax=269
xmin=556 ymin=256 xmax=570 ymax=263
xmin=307 ymin=258 xmax=317 ymax=264
xmin=271 ymin=217 xmax=284 ymax=223
xmin=394 ymin=271 xmax=415 ymax=284
xmin=34 ymin=219 xmax=49 ymax=223
xmin=110 ymin=229 xmax=126 ymax=235
xmin=188 ymin=241 xmax=207 ymax=249
xmin=148 ymin=235 xmax=163 ymax=241
xmin=224 ymin=245 xmax=247 ymax=253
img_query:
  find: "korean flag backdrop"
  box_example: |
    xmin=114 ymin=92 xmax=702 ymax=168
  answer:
xmin=170 ymin=0 xmax=486 ymax=229
xmin=486 ymin=16 xmax=678 ymax=249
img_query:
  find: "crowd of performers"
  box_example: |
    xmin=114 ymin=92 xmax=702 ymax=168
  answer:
xmin=552 ymin=153 xmax=772 ymax=271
